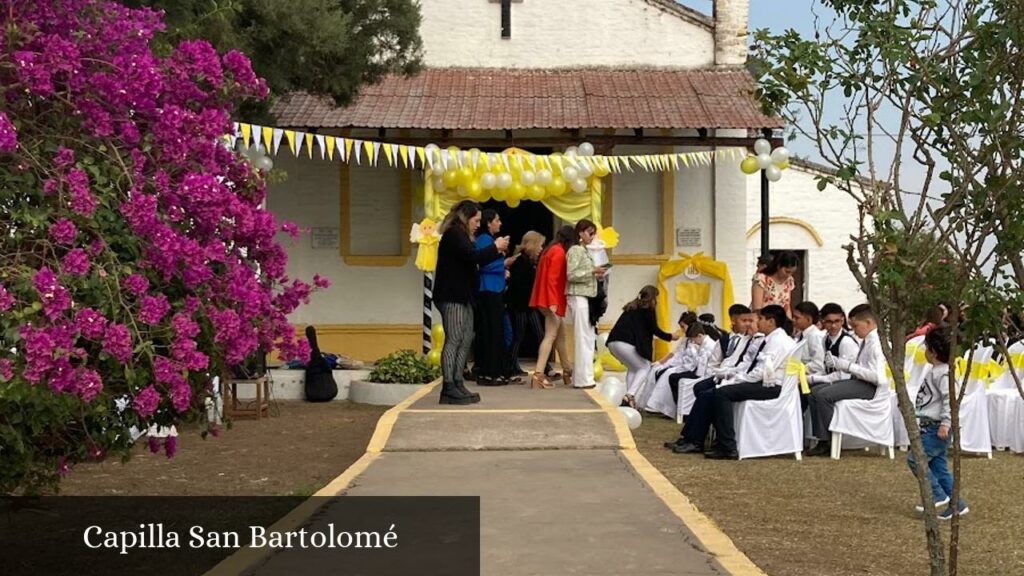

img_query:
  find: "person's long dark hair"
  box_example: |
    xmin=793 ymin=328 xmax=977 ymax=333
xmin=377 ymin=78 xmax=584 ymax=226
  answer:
xmin=763 ymin=251 xmax=799 ymax=276
xmin=543 ymin=225 xmax=575 ymax=255
xmin=623 ymin=285 xmax=658 ymax=311
xmin=440 ymin=200 xmax=481 ymax=236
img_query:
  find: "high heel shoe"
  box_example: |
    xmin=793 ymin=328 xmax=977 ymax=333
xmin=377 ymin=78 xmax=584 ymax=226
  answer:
xmin=530 ymin=373 xmax=554 ymax=389
xmin=562 ymin=367 xmax=574 ymax=388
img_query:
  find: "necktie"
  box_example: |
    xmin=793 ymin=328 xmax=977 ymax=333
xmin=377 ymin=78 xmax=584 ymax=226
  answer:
xmin=726 ymin=334 xmax=740 ymax=357
xmin=745 ymin=340 xmax=768 ymax=373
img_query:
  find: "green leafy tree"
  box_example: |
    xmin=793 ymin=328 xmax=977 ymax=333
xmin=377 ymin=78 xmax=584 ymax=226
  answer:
xmin=124 ymin=0 xmax=424 ymax=120
xmin=750 ymin=1 xmax=1024 ymax=574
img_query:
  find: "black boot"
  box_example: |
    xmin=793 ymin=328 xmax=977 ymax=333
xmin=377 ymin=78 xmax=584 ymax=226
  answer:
xmin=440 ymin=382 xmax=474 ymax=405
xmin=454 ymin=381 xmax=481 ymax=403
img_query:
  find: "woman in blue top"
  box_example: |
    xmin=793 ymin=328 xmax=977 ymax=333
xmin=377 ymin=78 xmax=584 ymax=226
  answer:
xmin=473 ymin=210 xmax=515 ymax=385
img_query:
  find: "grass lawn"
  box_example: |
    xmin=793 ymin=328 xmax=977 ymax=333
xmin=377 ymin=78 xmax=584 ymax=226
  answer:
xmin=60 ymin=401 xmax=387 ymax=496
xmin=634 ymin=414 xmax=1024 ymax=576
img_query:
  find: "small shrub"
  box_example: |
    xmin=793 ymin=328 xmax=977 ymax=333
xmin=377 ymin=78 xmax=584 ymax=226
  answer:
xmin=367 ymin=350 xmax=439 ymax=384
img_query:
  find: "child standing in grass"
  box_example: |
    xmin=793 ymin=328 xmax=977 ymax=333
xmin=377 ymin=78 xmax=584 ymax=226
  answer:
xmin=909 ymin=325 xmax=969 ymax=519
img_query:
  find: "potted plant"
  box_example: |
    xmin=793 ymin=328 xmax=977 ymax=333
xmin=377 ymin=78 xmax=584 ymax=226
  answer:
xmin=349 ymin=350 xmax=440 ymax=406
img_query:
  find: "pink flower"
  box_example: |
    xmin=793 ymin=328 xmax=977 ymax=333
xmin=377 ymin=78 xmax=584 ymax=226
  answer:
xmin=164 ymin=435 xmax=177 ymax=458
xmin=74 ymin=308 xmax=108 ymax=339
xmin=281 ymin=221 xmax=300 ymax=239
xmin=50 ymin=218 xmax=77 ymax=245
xmin=0 ymin=284 xmax=14 ymax=311
xmin=313 ymin=274 xmax=330 ymax=289
xmin=168 ymin=382 xmax=191 ymax=412
xmin=54 ymin=147 xmax=75 ymax=168
xmin=133 ymin=385 xmax=161 ymax=417
xmin=102 ymin=323 xmax=133 ymax=363
xmin=75 ymin=368 xmax=103 ymax=402
xmin=66 ymin=168 xmax=96 ymax=216
xmin=0 ymin=112 xmax=17 ymax=152
xmin=0 ymin=359 xmax=13 ymax=381
xmin=148 ymin=436 xmax=161 ymax=453
xmin=33 ymin=267 xmax=71 ymax=319
xmin=61 ymin=248 xmax=91 ymax=276
xmin=57 ymin=457 xmax=70 ymax=477
xmin=139 ymin=294 xmax=170 ymax=324
xmin=122 ymin=274 xmax=149 ymax=296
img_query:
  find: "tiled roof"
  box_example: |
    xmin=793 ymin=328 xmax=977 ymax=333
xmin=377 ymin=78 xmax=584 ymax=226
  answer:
xmin=271 ymin=68 xmax=783 ymax=131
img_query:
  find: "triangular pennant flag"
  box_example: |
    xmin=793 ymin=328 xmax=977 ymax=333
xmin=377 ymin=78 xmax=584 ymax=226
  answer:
xmin=315 ymin=134 xmax=326 ymax=160
xmin=292 ymin=131 xmax=303 ymax=157
xmin=609 ymin=157 xmax=620 ymax=173
xmin=383 ymin=143 xmax=395 ymax=167
xmin=271 ymin=129 xmax=284 ymax=155
xmin=352 ymin=139 xmax=363 ymax=165
xmin=304 ymin=133 xmax=314 ymax=159
xmin=640 ymin=156 xmax=652 ymax=171
xmin=526 ymin=154 xmax=537 ymax=170
xmin=325 ymin=136 xmax=336 ymax=160
xmin=440 ymin=150 xmax=450 ymax=171
xmin=232 ymin=121 xmax=240 ymax=139
xmin=240 ymin=123 xmax=252 ymax=149
xmin=371 ymin=141 xmax=382 ymax=166
xmin=251 ymin=124 xmax=263 ymax=151
xmin=470 ymin=149 xmax=480 ymax=169
xmin=398 ymin=145 xmax=409 ymax=168
xmin=284 ymin=130 xmax=296 ymax=156
xmin=261 ymin=126 xmax=273 ymax=154
xmin=344 ymin=138 xmax=353 ymax=163
xmin=416 ymin=147 xmax=426 ymax=169
xmin=502 ymin=154 xmax=511 ymax=172
xmin=671 ymin=154 xmax=680 ymax=170
xmin=681 ymin=154 xmax=690 ymax=167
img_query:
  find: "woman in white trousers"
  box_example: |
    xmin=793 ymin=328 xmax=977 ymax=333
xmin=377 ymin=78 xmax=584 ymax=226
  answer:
xmin=565 ymin=219 xmax=605 ymax=389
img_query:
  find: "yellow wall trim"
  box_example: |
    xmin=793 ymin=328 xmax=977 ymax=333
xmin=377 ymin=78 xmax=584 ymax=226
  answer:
xmin=607 ymin=145 xmax=675 ymax=264
xmin=746 ymin=217 xmax=824 ymax=247
xmin=293 ymin=324 xmax=421 ymax=361
xmin=296 ymin=324 xmax=421 ymax=335
xmin=609 ymin=254 xmax=671 ymax=265
xmin=339 ymin=158 xmax=413 ymax=267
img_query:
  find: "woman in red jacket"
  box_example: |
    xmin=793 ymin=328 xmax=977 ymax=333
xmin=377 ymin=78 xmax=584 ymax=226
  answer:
xmin=529 ymin=225 xmax=575 ymax=389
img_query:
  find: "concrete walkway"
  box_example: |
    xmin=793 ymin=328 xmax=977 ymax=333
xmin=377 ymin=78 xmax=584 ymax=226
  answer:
xmin=215 ymin=381 xmax=765 ymax=576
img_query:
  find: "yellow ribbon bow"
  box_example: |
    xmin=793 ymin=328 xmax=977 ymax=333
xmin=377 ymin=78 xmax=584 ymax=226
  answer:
xmin=786 ymin=359 xmax=810 ymax=394
xmin=954 ymin=357 xmax=990 ymax=382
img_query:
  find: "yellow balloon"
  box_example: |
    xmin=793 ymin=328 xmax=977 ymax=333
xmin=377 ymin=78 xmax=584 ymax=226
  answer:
xmin=593 ymin=160 xmax=610 ymax=177
xmin=740 ymin=156 xmax=760 ymax=175
xmin=431 ymin=323 xmax=445 ymax=346
xmin=459 ymin=166 xmax=475 ymax=185
xmin=443 ymin=169 xmax=459 ymax=188
xmin=778 ymin=159 xmax=790 ymax=170
xmin=491 ymin=186 xmax=508 ymax=202
xmin=546 ymin=177 xmax=567 ymax=197
xmin=467 ymin=180 xmax=484 ymax=200
xmin=508 ymin=181 xmax=525 ymax=202
xmin=426 ymin=349 xmax=441 ymax=367
xmin=593 ymin=360 xmax=604 ymax=381
xmin=526 ymin=184 xmax=545 ymax=201
xmin=507 ymin=197 xmax=521 ymax=208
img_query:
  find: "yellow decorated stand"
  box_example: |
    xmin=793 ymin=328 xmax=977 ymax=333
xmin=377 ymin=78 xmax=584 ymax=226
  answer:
xmin=655 ymin=252 xmax=736 ymax=359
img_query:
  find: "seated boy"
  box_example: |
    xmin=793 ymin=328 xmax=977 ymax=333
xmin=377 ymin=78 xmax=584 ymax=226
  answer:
xmin=806 ymin=304 xmax=890 ymax=457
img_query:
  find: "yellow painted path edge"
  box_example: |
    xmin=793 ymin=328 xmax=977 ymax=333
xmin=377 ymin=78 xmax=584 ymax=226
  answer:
xmin=584 ymin=388 xmax=768 ymax=576
xmin=204 ymin=379 xmax=441 ymax=576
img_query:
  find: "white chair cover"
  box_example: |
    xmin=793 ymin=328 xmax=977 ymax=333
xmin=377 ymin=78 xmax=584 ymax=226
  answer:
xmin=1010 ymin=397 xmax=1024 ymax=453
xmin=735 ymin=342 xmax=806 ymax=461
xmin=988 ymin=342 xmax=1024 ymax=449
xmin=830 ymin=372 xmax=895 ymax=459
xmin=894 ymin=338 xmax=931 ymax=449
xmin=957 ymin=346 xmax=993 ymax=457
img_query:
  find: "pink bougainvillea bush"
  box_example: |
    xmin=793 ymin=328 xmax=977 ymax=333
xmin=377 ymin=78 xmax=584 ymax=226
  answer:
xmin=0 ymin=0 xmax=322 ymax=493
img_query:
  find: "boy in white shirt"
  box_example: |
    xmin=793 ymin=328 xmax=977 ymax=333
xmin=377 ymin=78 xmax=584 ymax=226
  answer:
xmin=806 ymin=304 xmax=890 ymax=457
xmin=809 ymin=302 xmax=859 ymax=384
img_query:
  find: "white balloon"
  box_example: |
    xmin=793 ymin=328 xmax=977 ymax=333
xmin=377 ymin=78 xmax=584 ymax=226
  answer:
xmin=766 ymin=165 xmax=783 ymax=182
xmin=756 ymin=153 xmax=773 ymax=170
xmin=618 ymin=406 xmax=642 ymax=430
xmin=432 ymin=176 xmax=447 ymax=192
xmin=578 ymin=142 xmax=595 ymax=156
xmin=457 ymin=185 xmax=469 ymax=197
xmin=576 ymin=162 xmax=593 ymax=178
xmin=536 ymin=169 xmax=553 ymax=185
xmin=563 ymin=166 xmax=579 ymax=181
xmin=496 ymin=172 xmax=513 ymax=190
xmin=565 ymin=146 xmax=578 ymax=157
xmin=520 ymin=170 xmax=536 ymax=186
xmin=770 ymin=147 xmax=790 ymax=165
xmin=570 ymin=178 xmax=588 ymax=193
xmin=479 ymin=172 xmax=497 ymax=190
xmin=255 ymin=154 xmax=274 ymax=172
xmin=754 ymin=138 xmax=772 ymax=156
xmin=601 ymin=377 xmax=626 ymax=406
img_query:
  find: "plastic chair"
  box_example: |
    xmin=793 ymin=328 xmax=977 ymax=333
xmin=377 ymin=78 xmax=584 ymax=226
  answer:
xmin=956 ymin=345 xmax=993 ymax=458
xmin=830 ymin=370 xmax=895 ymax=460
xmin=894 ymin=338 xmax=931 ymax=450
xmin=735 ymin=341 xmax=806 ymax=461
xmin=988 ymin=343 xmax=1024 ymax=450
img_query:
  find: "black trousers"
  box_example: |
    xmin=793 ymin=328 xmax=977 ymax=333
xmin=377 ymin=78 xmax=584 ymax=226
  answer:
xmin=668 ymin=370 xmax=699 ymax=403
xmin=507 ymin=309 xmax=545 ymax=374
xmin=712 ymin=382 xmax=782 ymax=453
xmin=679 ymin=377 xmax=718 ymax=444
xmin=473 ymin=292 xmax=506 ymax=377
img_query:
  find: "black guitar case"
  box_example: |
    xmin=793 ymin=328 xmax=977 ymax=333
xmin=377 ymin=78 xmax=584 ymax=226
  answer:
xmin=304 ymin=326 xmax=338 ymax=402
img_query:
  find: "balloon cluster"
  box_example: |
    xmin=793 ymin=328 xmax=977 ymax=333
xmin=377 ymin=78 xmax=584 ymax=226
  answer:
xmin=594 ymin=376 xmax=642 ymax=430
xmin=426 ymin=324 xmax=445 ymax=367
xmin=238 ymin=142 xmax=275 ymax=172
xmin=428 ymin=143 xmax=609 ymax=206
xmin=740 ymin=138 xmax=790 ymax=182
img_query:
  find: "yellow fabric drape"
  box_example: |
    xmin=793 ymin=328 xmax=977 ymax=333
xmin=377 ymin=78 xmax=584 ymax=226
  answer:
xmin=675 ymin=282 xmax=711 ymax=310
xmin=655 ymin=252 xmax=735 ymax=359
xmin=955 ymin=357 xmax=990 ymax=382
xmin=786 ymin=359 xmax=809 ymax=394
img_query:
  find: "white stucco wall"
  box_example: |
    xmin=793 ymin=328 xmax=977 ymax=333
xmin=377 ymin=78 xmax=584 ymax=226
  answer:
xmin=267 ymin=154 xmax=423 ymax=325
xmin=744 ymin=162 xmax=863 ymax=310
xmin=420 ymin=0 xmax=715 ymax=68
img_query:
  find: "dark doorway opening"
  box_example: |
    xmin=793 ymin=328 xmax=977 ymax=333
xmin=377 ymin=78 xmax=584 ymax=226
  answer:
xmin=481 ymin=198 xmax=555 ymax=362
